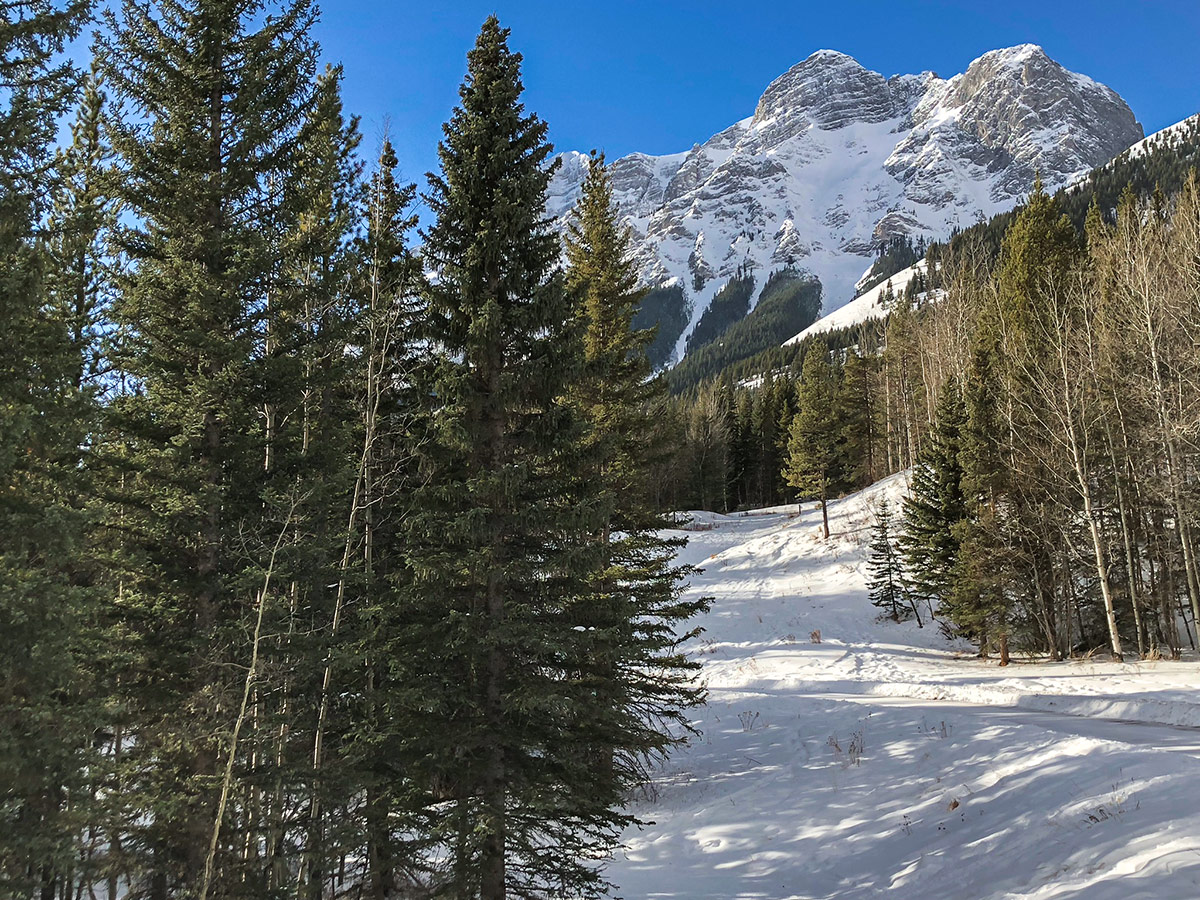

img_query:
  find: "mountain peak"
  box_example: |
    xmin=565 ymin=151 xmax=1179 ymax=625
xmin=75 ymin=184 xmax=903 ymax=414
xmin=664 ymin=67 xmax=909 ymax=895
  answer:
xmin=802 ymin=49 xmax=863 ymax=66
xmin=957 ymin=43 xmax=1068 ymax=92
xmin=548 ymin=45 xmax=1146 ymax=365
xmin=753 ymin=49 xmax=892 ymax=137
xmin=985 ymin=42 xmax=1048 ymax=61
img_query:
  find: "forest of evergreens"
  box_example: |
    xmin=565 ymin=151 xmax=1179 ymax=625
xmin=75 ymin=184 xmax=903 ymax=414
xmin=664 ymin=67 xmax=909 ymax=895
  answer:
xmin=667 ymin=268 xmax=823 ymax=392
xmin=6 ymin=2 xmax=1200 ymax=898
xmin=0 ymin=5 xmax=705 ymax=898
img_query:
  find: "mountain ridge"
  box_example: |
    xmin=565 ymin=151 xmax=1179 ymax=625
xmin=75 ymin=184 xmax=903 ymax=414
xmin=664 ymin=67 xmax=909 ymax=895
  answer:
xmin=548 ymin=44 xmax=1143 ymax=366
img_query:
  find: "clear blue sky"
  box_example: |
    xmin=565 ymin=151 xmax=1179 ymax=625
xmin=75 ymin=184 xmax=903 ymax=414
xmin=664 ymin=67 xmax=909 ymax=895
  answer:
xmin=315 ymin=0 xmax=1200 ymax=187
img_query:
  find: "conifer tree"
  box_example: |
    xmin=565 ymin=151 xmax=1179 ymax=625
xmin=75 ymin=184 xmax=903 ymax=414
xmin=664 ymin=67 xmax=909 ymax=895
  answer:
xmin=729 ymin=389 xmax=755 ymax=507
xmin=992 ymin=181 xmax=1132 ymax=660
xmin=563 ymin=146 xmax=707 ymax=848
xmin=752 ymin=378 xmax=781 ymax=506
xmin=564 ymin=149 xmax=669 ymax=521
xmin=995 ymin=178 xmax=1080 ymax=349
xmin=868 ymin=499 xmax=919 ymax=625
xmin=96 ymin=1 xmax=322 ymax=892
xmin=686 ymin=380 xmax=731 ymax=511
xmin=944 ymin=326 xmax=1016 ymax=656
xmin=900 ymin=379 xmax=968 ymax=620
xmin=342 ymin=136 xmax=425 ymax=900
xmin=405 ymin=18 xmax=638 ymax=898
xmin=774 ymin=377 xmax=797 ymax=503
xmin=785 ymin=346 xmax=838 ymax=537
xmin=271 ymin=63 xmax=371 ymax=896
xmin=837 ymin=349 xmax=878 ymax=490
xmin=0 ymin=3 xmax=94 ymax=895
xmin=46 ymin=65 xmax=114 ymax=391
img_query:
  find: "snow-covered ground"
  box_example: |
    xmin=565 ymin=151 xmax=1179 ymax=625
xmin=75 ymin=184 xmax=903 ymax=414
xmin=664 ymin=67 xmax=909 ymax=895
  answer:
xmin=607 ymin=474 xmax=1200 ymax=899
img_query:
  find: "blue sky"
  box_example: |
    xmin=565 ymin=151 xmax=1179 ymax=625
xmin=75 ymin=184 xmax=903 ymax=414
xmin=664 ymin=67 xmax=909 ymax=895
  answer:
xmin=316 ymin=0 xmax=1200 ymax=186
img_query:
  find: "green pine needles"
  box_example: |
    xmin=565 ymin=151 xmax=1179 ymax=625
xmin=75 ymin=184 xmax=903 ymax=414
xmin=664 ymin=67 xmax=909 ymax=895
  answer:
xmin=402 ymin=19 xmax=707 ymax=900
xmin=0 ymin=8 xmax=709 ymax=898
xmin=868 ymin=499 xmax=921 ymax=626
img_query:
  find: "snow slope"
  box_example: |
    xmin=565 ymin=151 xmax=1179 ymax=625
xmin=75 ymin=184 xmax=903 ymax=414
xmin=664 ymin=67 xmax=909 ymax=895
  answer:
xmin=605 ymin=475 xmax=1200 ymax=899
xmin=782 ymin=261 xmax=927 ymax=345
xmin=779 ymin=112 xmax=1200 ymax=349
xmin=1120 ymin=112 xmax=1199 ymax=162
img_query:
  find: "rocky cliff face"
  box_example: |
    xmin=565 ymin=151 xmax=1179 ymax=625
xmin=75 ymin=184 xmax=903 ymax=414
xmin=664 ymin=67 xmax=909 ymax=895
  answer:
xmin=547 ymin=44 xmax=1142 ymax=364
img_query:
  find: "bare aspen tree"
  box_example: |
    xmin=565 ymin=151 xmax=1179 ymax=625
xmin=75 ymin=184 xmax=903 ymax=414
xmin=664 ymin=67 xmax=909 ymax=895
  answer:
xmin=1112 ymin=195 xmax=1200 ymax=640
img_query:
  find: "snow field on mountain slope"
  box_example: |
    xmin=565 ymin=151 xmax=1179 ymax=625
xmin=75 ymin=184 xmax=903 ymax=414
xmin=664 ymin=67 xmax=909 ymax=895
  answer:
xmin=606 ymin=474 xmax=1200 ymax=899
xmin=782 ymin=261 xmax=928 ymax=347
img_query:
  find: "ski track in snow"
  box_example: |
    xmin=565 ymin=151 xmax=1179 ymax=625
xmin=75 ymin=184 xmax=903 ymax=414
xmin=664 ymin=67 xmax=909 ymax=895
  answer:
xmin=606 ymin=473 xmax=1200 ymax=899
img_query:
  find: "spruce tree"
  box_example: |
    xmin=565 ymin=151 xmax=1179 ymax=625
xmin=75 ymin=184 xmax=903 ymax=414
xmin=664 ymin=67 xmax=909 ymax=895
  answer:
xmin=729 ymin=389 xmax=754 ymax=508
xmin=751 ymin=378 xmax=780 ymax=507
xmin=943 ymin=316 xmax=1016 ymax=657
xmin=342 ymin=136 xmax=426 ymax=900
xmin=405 ymin=18 xmax=632 ymax=898
xmin=0 ymin=3 xmax=94 ymax=896
xmin=46 ymin=65 xmax=114 ymax=391
xmin=774 ymin=376 xmax=797 ymax=503
xmin=868 ymin=499 xmax=919 ymax=625
xmin=837 ymin=348 xmax=878 ymax=490
xmin=96 ymin=1 xmax=322 ymax=892
xmin=995 ymin=178 xmax=1080 ymax=355
xmin=563 ymin=146 xmax=707 ymax=846
xmin=785 ymin=346 xmax=838 ymax=537
xmin=900 ymin=379 xmax=968 ymax=620
xmin=270 ymin=62 xmax=372 ymax=897
xmin=686 ymin=379 xmax=731 ymax=511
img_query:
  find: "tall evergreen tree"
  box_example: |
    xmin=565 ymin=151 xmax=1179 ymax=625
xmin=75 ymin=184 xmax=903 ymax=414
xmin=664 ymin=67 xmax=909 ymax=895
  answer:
xmin=46 ymin=65 xmax=113 ymax=391
xmin=686 ymin=380 xmax=731 ymax=512
xmin=784 ymin=346 xmax=838 ymax=537
xmin=341 ymin=136 xmax=426 ymax=900
xmin=0 ymin=3 xmax=95 ymax=896
xmin=900 ymin=379 xmax=968 ymax=622
xmin=96 ymin=1 xmax=322 ymax=893
xmin=837 ymin=348 xmax=878 ymax=490
xmin=405 ymin=18 xmax=641 ymax=898
xmin=751 ymin=378 xmax=781 ymax=507
xmin=728 ymin=389 xmax=754 ymax=508
xmin=563 ymin=145 xmax=707 ymax=846
xmin=942 ymin=311 xmax=1023 ymax=660
xmin=270 ymin=62 xmax=371 ymax=897
xmin=773 ymin=376 xmax=797 ymax=504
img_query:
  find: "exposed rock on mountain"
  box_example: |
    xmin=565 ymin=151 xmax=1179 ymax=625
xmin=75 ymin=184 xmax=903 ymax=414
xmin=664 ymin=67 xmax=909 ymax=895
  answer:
xmin=548 ymin=44 xmax=1142 ymax=365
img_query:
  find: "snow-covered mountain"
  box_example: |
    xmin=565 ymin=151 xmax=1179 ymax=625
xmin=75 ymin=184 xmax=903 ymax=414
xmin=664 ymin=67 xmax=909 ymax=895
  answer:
xmin=548 ymin=44 xmax=1142 ymax=364
xmin=778 ymin=111 xmax=1200 ymax=348
xmin=782 ymin=260 xmax=929 ymax=347
xmin=1116 ymin=111 xmax=1199 ymax=162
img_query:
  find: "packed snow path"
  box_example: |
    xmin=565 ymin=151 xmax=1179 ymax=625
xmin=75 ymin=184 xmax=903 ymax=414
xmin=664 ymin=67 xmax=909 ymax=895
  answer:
xmin=607 ymin=475 xmax=1200 ymax=899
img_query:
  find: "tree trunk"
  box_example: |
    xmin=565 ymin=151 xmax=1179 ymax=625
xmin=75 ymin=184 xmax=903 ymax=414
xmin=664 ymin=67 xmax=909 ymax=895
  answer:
xmin=1068 ymin=434 xmax=1123 ymax=661
xmin=1104 ymin=417 xmax=1145 ymax=656
xmin=365 ymin=784 xmax=394 ymax=900
xmin=480 ymin=565 xmax=507 ymax=900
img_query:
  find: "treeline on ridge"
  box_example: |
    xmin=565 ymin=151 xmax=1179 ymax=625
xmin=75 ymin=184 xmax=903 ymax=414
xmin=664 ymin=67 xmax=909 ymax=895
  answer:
xmin=667 ymin=268 xmax=823 ymax=392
